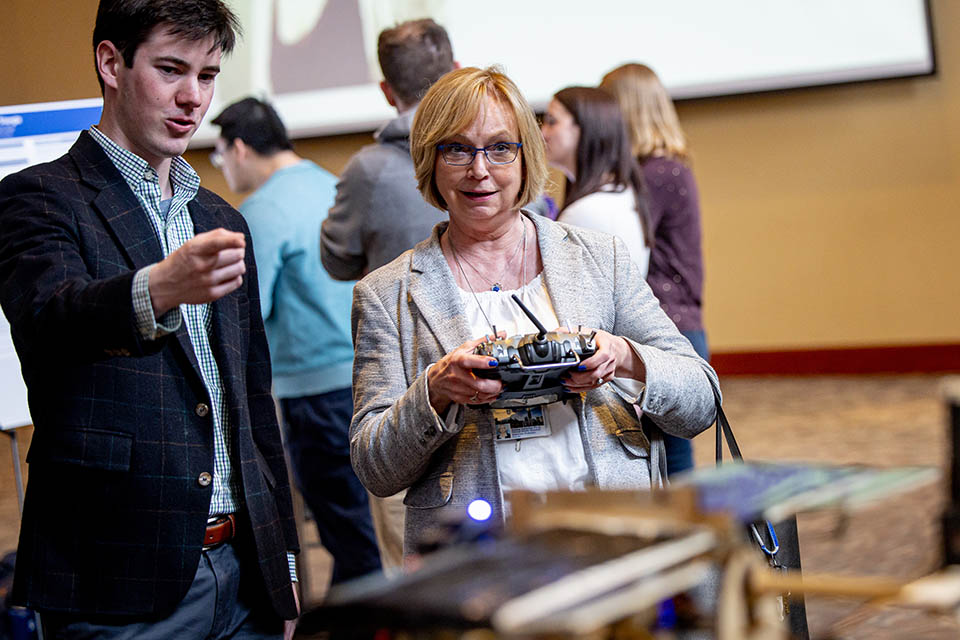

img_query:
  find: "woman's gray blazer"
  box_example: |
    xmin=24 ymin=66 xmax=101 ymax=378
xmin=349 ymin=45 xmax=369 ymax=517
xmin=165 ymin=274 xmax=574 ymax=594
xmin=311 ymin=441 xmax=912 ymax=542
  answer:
xmin=349 ymin=211 xmax=720 ymax=554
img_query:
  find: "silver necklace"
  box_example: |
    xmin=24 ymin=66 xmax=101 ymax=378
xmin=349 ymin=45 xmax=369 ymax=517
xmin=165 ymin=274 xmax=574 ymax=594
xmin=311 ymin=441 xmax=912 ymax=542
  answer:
xmin=450 ymin=219 xmax=524 ymax=292
xmin=450 ymin=217 xmax=527 ymax=331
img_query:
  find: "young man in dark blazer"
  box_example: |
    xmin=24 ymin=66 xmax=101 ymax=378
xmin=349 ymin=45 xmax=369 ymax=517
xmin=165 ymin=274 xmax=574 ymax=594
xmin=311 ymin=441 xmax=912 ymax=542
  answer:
xmin=0 ymin=1 xmax=300 ymax=637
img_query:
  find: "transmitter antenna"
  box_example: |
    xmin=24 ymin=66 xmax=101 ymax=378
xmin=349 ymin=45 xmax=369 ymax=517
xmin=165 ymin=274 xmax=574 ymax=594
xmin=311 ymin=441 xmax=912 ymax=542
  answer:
xmin=510 ymin=294 xmax=548 ymax=341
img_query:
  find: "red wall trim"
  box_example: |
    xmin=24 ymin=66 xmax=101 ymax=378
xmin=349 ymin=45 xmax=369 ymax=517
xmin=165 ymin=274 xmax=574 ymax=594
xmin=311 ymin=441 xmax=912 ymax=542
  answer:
xmin=711 ymin=343 xmax=960 ymax=376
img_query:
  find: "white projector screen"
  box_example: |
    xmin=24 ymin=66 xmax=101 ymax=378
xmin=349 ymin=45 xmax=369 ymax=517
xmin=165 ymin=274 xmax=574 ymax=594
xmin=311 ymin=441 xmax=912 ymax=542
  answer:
xmin=190 ymin=0 xmax=935 ymax=144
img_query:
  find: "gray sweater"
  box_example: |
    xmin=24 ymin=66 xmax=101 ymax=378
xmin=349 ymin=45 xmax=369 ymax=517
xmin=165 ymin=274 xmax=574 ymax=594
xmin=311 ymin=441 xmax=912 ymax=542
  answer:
xmin=349 ymin=212 xmax=720 ymax=554
xmin=320 ymin=110 xmax=448 ymax=280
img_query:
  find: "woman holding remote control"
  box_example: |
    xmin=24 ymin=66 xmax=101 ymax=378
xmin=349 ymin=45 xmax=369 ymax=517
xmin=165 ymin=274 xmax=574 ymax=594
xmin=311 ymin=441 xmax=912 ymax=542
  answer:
xmin=348 ymin=66 xmax=720 ymax=560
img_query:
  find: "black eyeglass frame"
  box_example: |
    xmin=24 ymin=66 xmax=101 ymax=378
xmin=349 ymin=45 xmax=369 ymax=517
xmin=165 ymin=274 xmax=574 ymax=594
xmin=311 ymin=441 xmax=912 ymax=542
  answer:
xmin=436 ymin=142 xmax=523 ymax=166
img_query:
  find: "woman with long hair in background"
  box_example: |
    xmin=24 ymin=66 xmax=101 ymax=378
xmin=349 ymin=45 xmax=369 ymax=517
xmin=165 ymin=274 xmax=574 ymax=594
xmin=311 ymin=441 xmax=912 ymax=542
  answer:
xmin=601 ymin=63 xmax=707 ymax=477
xmin=541 ymin=86 xmax=652 ymax=276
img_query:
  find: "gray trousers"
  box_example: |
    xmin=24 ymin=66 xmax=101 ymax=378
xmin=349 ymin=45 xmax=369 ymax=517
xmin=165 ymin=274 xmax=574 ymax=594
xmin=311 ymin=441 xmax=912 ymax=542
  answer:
xmin=42 ymin=543 xmax=283 ymax=640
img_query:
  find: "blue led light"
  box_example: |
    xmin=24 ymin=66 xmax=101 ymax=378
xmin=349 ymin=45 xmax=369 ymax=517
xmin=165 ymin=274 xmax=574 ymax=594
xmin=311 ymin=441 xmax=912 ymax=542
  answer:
xmin=467 ymin=499 xmax=492 ymax=521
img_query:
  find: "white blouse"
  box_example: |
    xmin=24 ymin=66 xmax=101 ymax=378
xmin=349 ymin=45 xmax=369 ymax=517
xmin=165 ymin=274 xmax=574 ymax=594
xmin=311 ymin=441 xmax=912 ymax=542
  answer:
xmin=557 ymin=185 xmax=650 ymax=278
xmin=459 ymin=274 xmax=590 ymax=513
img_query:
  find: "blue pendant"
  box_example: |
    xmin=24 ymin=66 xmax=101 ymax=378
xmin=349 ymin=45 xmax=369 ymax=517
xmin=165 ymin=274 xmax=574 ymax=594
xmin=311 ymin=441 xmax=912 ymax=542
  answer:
xmin=492 ymin=283 xmax=501 ymax=292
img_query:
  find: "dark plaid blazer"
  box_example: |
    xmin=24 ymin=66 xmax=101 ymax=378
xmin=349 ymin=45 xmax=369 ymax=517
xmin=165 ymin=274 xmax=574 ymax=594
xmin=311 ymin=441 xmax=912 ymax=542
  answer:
xmin=0 ymin=132 xmax=299 ymax=619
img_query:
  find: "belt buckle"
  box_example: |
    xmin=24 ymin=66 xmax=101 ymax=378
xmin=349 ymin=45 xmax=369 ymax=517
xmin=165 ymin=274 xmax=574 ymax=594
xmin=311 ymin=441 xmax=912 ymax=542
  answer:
xmin=202 ymin=514 xmax=234 ymax=551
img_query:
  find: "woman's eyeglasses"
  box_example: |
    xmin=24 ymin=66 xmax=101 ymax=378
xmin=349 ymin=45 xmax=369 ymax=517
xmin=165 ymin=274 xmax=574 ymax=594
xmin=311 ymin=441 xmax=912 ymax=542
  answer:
xmin=437 ymin=142 xmax=522 ymax=166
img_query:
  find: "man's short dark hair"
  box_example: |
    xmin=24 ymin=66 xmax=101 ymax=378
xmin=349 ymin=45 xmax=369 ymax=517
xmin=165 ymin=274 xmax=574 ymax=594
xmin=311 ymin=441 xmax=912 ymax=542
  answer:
xmin=211 ymin=97 xmax=294 ymax=156
xmin=93 ymin=0 xmax=241 ymax=93
xmin=377 ymin=19 xmax=454 ymax=107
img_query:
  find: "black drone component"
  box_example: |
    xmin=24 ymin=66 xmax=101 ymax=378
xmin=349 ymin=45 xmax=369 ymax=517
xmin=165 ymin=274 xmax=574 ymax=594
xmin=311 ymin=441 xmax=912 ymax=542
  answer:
xmin=472 ymin=296 xmax=597 ymax=408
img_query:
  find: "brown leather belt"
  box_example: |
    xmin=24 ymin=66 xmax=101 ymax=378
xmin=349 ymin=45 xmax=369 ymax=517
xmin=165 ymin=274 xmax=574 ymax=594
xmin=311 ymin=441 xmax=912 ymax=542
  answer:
xmin=203 ymin=514 xmax=236 ymax=550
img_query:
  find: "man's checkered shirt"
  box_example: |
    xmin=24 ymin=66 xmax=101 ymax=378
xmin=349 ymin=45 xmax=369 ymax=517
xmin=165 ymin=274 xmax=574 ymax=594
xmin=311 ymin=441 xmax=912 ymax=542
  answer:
xmin=90 ymin=125 xmax=241 ymax=516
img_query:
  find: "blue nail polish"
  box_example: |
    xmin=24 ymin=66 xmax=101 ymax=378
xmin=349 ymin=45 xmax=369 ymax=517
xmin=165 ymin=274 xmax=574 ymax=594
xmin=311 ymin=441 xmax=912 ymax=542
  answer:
xmin=489 ymin=360 xmax=499 ymax=367
xmin=577 ymin=364 xmax=586 ymax=371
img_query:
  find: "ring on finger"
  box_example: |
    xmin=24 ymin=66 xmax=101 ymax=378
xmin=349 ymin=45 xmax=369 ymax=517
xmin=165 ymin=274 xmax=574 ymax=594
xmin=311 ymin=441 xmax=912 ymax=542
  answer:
xmin=470 ymin=391 xmax=480 ymax=402
xmin=596 ymin=376 xmax=605 ymax=386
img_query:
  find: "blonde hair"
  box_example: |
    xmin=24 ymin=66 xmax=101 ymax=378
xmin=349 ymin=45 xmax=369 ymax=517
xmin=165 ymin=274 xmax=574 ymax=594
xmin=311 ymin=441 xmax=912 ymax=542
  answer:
xmin=411 ymin=66 xmax=548 ymax=211
xmin=600 ymin=63 xmax=689 ymax=161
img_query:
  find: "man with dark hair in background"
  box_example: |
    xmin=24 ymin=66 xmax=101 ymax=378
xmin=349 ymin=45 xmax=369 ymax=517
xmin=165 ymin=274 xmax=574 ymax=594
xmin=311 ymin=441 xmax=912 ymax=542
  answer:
xmin=320 ymin=18 xmax=455 ymax=279
xmin=0 ymin=2 xmax=300 ymax=638
xmin=211 ymin=97 xmax=382 ymax=586
xmin=319 ymin=17 xmax=456 ymax=572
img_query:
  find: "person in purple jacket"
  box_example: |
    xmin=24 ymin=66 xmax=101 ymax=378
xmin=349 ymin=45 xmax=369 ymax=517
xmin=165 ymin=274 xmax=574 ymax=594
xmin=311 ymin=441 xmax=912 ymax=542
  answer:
xmin=601 ymin=63 xmax=707 ymax=477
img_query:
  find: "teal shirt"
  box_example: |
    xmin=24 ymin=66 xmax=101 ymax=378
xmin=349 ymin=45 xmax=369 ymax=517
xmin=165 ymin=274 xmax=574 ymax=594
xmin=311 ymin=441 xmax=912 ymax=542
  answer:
xmin=242 ymin=160 xmax=355 ymax=398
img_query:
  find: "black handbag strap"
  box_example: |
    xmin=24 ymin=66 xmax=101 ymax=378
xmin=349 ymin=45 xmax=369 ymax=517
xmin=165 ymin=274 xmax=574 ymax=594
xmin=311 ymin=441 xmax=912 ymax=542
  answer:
xmin=712 ymin=388 xmax=784 ymax=561
xmin=713 ymin=388 xmax=743 ymax=464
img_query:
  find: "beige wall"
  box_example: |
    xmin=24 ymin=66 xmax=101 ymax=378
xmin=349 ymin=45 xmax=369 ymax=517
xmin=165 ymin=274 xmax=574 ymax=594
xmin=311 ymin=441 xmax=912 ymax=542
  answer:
xmin=5 ymin=0 xmax=958 ymax=352
xmin=680 ymin=2 xmax=960 ymax=351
